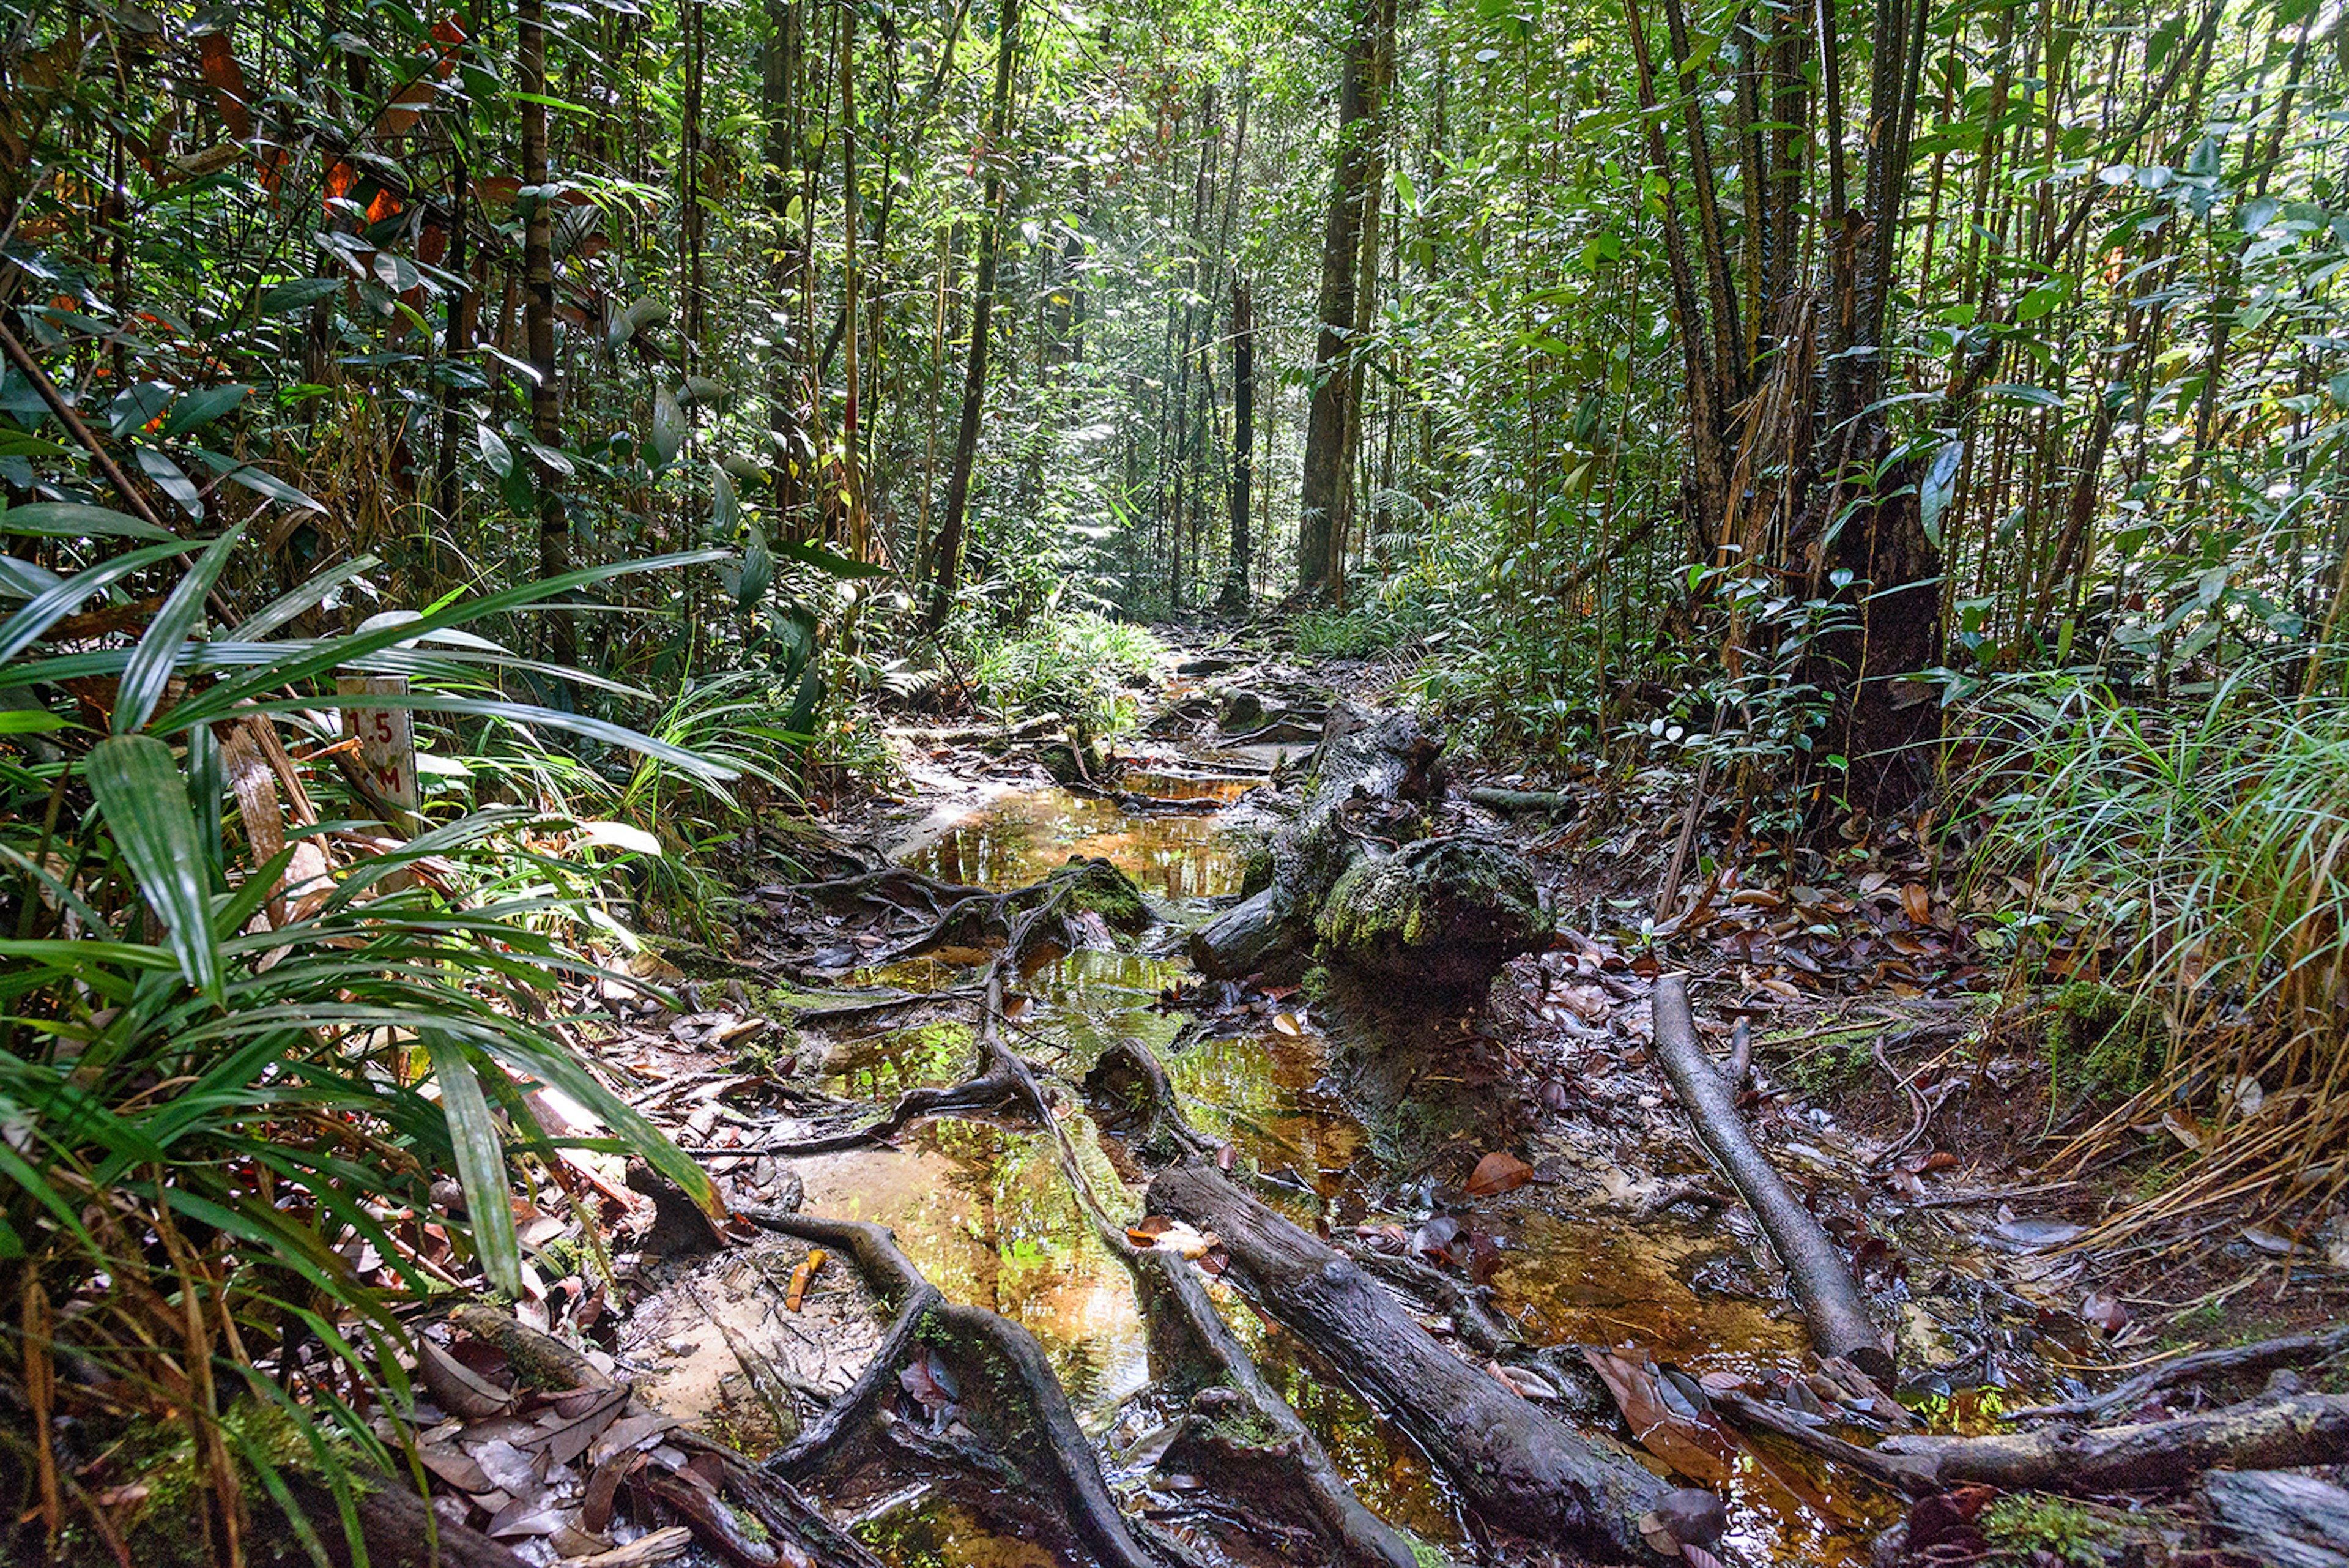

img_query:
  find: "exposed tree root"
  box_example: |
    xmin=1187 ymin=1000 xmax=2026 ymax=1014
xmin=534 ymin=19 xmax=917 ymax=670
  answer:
xmin=1652 ymin=975 xmax=1894 ymax=1381
xmin=741 ymin=1209 xmax=1181 ymax=1568
xmin=970 ymin=981 xmax=1428 ymax=1568
xmin=2005 ymin=1322 xmax=2349 ymax=1424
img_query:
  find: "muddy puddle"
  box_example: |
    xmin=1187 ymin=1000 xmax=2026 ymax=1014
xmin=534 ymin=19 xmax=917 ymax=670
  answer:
xmin=771 ymin=773 xmax=1891 ymax=1564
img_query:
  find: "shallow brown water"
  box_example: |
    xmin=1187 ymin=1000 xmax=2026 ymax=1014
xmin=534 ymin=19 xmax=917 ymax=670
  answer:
xmin=807 ymin=776 xmax=1890 ymax=1565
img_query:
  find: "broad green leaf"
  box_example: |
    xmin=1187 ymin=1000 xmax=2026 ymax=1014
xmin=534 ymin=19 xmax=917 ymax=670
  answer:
xmin=190 ymin=449 xmax=327 ymax=513
xmin=258 ymin=278 xmax=343 ymax=313
xmin=0 ymin=502 xmax=177 ymax=542
xmin=136 ymin=447 xmax=206 ymax=521
xmin=774 ymin=537 xmax=891 ymax=579
xmin=160 ymin=384 xmax=253 ymax=437
xmin=650 ymin=385 xmax=686 ymax=466
xmin=421 ymin=1029 xmax=522 ymax=1296
xmin=739 ymin=521 xmax=773 ymax=611
xmin=0 ymin=538 xmax=199 ymax=665
xmin=228 ymin=554 xmax=380 ymax=641
xmin=711 ymin=463 xmax=740 ymax=535
xmin=86 ymin=734 xmax=222 ymax=1001
xmin=117 ymin=523 xmax=243 ymax=734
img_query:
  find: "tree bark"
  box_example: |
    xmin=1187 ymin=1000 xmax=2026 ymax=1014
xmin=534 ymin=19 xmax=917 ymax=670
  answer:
xmin=923 ymin=0 xmax=1019 ymax=629
xmin=1220 ymin=273 xmax=1255 ymax=607
xmin=517 ymin=0 xmax=573 ymax=665
xmin=1297 ymin=0 xmax=1376 ymax=600
xmin=1652 ymin=977 xmax=1893 ymax=1380
xmin=1148 ymin=1164 xmax=1672 ymax=1562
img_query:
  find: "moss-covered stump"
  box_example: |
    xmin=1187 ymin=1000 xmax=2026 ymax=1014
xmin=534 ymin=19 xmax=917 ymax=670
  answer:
xmin=1050 ymin=855 xmax=1149 ymax=934
xmin=1313 ymin=838 xmax=1546 ymax=992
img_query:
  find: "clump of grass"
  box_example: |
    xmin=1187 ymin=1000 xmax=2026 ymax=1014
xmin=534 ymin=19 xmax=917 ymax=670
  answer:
xmin=1956 ymin=661 xmax=2349 ymax=1236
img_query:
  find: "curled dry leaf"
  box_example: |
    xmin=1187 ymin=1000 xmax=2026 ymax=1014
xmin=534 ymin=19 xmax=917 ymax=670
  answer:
xmin=899 ymin=1350 xmax=959 ymax=1413
xmin=1271 ymin=1010 xmax=1304 ymax=1036
xmin=1464 ymin=1150 xmax=1534 ymax=1197
xmin=1901 ymin=882 xmax=1934 ymax=924
xmin=785 ymin=1248 xmax=825 ymax=1312
xmin=420 ymin=1336 xmax=514 ymax=1420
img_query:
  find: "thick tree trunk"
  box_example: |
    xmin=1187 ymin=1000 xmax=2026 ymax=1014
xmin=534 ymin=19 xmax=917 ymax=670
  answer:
xmin=1298 ymin=0 xmax=1376 ymax=600
xmin=1220 ymin=273 xmax=1254 ymax=607
xmin=924 ymin=0 xmax=1018 ymax=630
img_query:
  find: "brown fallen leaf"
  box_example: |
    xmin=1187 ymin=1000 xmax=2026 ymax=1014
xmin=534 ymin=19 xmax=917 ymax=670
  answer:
xmin=419 ymin=1336 xmax=513 ymax=1420
xmin=1464 ymin=1151 xmax=1534 ymax=1197
xmin=2079 ymin=1289 xmax=2128 ymax=1335
xmin=1901 ymin=882 xmax=1933 ymax=924
xmin=785 ymin=1249 xmax=826 ymax=1311
xmin=1581 ymin=1347 xmax=1739 ymax=1485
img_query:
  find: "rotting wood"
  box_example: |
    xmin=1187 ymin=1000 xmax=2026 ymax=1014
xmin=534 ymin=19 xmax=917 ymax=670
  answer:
xmin=1467 ymin=786 xmax=1579 ymax=817
xmin=1149 ymin=1162 xmax=1674 ymax=1562
xmin=1874 ymin=1390 xmax=2349 ymax=1493
xmin=1192 ymin=703 xmax=1545 ymax=992
xmin=2199 ymin=1469 xmax=2349 ymax=1568
xmin=1652 ymin=975 xmax=1894 ymax=1381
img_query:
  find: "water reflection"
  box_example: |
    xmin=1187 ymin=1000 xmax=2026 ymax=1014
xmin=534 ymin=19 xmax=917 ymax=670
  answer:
xmin=905 ymin=784 xmax=1252 ymax=902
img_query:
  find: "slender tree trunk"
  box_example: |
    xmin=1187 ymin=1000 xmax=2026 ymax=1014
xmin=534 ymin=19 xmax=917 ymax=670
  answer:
xmin=1222 ymin=274 xmax=1255 ymax=608
xmin=765 ymin=0 xmax=806 ymax=526
xmin=1298 ymin=0 xmax=1377 ymax=600
xmin=518 ymin=0 xmax=573 ymax=664
xmin=923 ymin=0 xmax=1019 ymax=630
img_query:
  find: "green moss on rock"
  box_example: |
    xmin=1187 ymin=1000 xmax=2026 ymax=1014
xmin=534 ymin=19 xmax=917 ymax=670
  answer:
xmin=1055 ymin=855 xmax=1150 ymax=932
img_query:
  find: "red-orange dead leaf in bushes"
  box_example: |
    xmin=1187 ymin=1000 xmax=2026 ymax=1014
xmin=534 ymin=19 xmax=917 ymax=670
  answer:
xmin=1465 ymin=1151 xmax=1533 ymax=1197
xmin=199 ymin=33 xmax=253 ymax=141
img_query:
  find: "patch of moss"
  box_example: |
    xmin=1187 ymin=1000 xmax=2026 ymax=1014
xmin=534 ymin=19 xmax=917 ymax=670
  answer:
xmin=1980 ymin=1493 xmax=2130 ymax=1566
xmin=2045 ymin=980 xmax=2161 ymax=1099
xmin=1786 ymin=1038 xmax=1875 ymax=1098
xmin=1056 ymin=856 xmax=1149 ymax=932
xmin=733 ymin=1020 xmax=803 ymax=1075
xmin=1237 ymin=840 xmax=1277 ymax=898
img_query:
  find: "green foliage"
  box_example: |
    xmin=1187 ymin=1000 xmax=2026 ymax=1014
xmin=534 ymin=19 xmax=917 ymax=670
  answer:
xmin=0 ymin=537 xmax=730 ymax=1558
xmin=964 ymin=610 xmax=1165 ymax=735
xmin=1979 ymin=1493 xmax=2131 ymax=1566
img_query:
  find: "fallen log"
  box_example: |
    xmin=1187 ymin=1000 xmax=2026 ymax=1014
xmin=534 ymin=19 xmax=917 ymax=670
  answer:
xmin=1876 ymin=1391 xmax=2349 ymax=1493
xmin=2200 ymin=1470 xmax=2349 ymax=1568
xmin=1652 ymin=975 xmax=1893 ymax=1381
xmin=1468 ymin=786 xmax=1579 ymax=818
xmin=1149 ymin=1162 xmax=1672 ymax=1562
xmin=2005 ymin=1322 xmax=2349 ymax=1424
xmin=1720 ymin=1386 xmax=2349 ymax=1498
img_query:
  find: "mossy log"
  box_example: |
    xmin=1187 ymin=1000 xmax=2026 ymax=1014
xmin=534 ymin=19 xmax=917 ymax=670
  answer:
xmin=1192 ymin=704 xmax=1547 ymax=995
xmin=1149 ymin=1162 xmax=1672 ymax=1562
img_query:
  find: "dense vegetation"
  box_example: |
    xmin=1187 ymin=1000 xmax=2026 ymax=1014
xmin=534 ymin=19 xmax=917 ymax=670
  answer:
xmin=2 ymin=0 xmax=2348 ymax=1553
